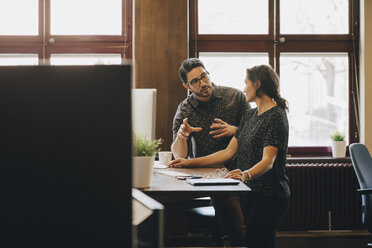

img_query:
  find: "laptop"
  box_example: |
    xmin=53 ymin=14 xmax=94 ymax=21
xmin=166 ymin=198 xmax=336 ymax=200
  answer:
xmin=186 ymin=178 xmax=240 ymax=186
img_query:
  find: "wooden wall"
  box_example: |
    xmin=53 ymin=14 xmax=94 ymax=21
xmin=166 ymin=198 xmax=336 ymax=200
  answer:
xmin=134 ymin=0 xmax=188 ymax=151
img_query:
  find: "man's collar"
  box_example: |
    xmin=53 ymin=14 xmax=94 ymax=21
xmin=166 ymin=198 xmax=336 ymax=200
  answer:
xmin=189 ymin=83 xmax=221 ymax=107
xmin=212 ymin=83 xmax=223 ymax=99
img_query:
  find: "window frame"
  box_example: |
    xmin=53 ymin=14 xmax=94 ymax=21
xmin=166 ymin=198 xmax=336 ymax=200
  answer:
xmin=190 ymin=0 xmax=359 ymax=157
xmin=0 ymin=0 xmax=132 ymax=62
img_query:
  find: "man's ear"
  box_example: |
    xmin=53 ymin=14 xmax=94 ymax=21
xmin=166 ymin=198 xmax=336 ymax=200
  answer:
xmin=183 ymin=83 xmax=190 ymax=90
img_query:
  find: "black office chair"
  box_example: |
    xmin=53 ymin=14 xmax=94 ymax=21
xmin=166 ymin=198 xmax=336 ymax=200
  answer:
xmin=186 ymin=205 xmax=216 ymax=234
xmin=186 ymin=199 xmax=227 ymax=246
xmin=349 ymin=143 xmax=372 ymax=247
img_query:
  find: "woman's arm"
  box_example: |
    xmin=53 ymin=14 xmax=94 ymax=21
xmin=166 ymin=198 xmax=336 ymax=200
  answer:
xmin=168 ymin=136 xmax=238 ymax=168
xmin=247 ymin=146 xmax=278 ymax=179
xmin=226 ymin=146 xmax=278 ymax=181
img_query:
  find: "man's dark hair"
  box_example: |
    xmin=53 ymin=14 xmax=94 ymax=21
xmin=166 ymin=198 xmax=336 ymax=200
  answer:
xmin=178 ymin=58 xmax=206 ymax=84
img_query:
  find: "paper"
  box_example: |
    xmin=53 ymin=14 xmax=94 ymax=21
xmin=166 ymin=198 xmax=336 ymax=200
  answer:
xmin=154 ymin=160 xmax=167 ymax=169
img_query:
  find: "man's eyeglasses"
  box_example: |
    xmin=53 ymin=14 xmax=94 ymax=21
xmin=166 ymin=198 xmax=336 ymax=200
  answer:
xmin=187 ymin=72 xmax=210 ymax=87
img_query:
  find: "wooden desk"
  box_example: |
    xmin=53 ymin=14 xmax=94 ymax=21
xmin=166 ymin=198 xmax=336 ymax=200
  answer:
xmin=141 ymin=167 xmax=251 ymax=237
xmin=143 ymin=167 xmax=251 ymax=202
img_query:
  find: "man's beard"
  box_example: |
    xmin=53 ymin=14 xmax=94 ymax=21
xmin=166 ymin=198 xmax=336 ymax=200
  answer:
xmin=193 ymin=85 xmax=212 ymax=98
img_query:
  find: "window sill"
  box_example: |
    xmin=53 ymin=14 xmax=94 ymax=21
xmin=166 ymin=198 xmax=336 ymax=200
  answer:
xmin=287 ymin=156 xmax=351 ymax=164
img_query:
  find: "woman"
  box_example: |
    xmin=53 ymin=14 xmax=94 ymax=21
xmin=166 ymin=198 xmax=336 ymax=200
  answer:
xmin=168 ymin=65 xmax=290 ymax=248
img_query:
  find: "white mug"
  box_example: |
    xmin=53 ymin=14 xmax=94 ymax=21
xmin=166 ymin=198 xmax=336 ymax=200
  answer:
xmin=158 ymin=151 xmax=173 ymax=165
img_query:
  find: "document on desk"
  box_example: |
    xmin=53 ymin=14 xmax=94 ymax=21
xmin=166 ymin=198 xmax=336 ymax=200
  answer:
xmin=155 ymin=169 xmax=191 ymax=178
xmin=154 ymin=160 xmax=167 ymax=169
xmin=186 ymin=178 xmax=240 ymax=186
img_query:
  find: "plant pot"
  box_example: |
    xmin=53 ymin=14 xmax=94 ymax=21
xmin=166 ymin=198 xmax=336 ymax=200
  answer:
xmin=132 ymin=156 xmax=154 ymax=188
xmin=331 ymin=140 xmax=346 ymax=158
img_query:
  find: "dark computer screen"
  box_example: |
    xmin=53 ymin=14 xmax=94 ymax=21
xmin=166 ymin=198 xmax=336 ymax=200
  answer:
xmin=0 ymin=65 xmax=132 ymax=248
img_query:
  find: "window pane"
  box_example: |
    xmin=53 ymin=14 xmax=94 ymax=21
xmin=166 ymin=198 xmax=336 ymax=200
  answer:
xmin=0 ymin=0 xmax=38 ymax=35
xmin=50 ymin=54 xmax=122 ymax=65
xmin=280 ymin=53 xmax=349 ymax=147
xmin=0 ymin=54 xmax=38 ymax=65
xmin=198 ymin=0 xmax=268 ymax=34
xmin=199 ymin=52 xmax=269 ymax=92
xmin=280 ymin=0 xmax=348 ymax=34
xmin=51 ymin=0 xmax=122 ymax=35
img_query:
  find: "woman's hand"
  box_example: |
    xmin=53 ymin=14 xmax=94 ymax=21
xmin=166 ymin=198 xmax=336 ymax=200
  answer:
xmin=167 ymin=158 xmax=193 ymax=168
xmin=225 ymin=169 xmax=244 ymax=181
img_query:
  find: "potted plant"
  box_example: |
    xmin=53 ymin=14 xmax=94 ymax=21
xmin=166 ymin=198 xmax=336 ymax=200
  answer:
xmin=330 ymin=130 xmax=346 ymax=158
xmin=132 ymin=133 xmax=162 ymax=188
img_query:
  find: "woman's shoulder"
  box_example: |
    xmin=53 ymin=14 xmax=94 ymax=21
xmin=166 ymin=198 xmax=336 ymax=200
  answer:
xmin=240 ymin=107 xmax=256 ymax=122
xmin=270 ymin=106 xmax=289 ymax=127
xmin=269 ymin=106 xmax=287 ymax=117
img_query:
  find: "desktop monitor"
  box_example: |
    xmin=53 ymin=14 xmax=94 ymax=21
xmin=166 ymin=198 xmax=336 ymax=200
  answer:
xmin=131 ymin=88 xmax=157 ymax=140
xmin=0 ymin=65 xmax=132 ymax=248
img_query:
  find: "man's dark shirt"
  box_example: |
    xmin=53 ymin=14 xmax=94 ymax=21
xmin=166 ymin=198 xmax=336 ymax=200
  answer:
xmin=172 ymin=83 xmax=249 ymax=166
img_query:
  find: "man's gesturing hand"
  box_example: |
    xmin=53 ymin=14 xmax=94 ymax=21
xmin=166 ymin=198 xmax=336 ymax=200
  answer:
xmin=177 ymin=118 xmax=202 ymax=139
xmin=209 ymin=118 xmax=237 ymax=138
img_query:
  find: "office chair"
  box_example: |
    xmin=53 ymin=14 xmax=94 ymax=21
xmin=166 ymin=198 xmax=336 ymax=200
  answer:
xmin=186 ymin=205 xmax=227 ymax=245
xmin=349 ymin=143 xmax=372 ymax=247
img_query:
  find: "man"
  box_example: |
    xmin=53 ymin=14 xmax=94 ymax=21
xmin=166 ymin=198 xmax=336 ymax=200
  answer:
xmin=171 ymin=58 xmax=249 ymax=245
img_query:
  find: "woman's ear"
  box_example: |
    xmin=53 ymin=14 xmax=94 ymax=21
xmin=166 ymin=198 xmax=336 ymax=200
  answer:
xmin=255 ymin=80 xmax=261 ymax=89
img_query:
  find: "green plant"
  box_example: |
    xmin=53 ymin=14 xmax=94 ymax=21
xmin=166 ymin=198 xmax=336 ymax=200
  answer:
xmin=133 ymin=133 xmax=163 ymax=156
xmin=330 ymin=130 xmax=345 ymax=141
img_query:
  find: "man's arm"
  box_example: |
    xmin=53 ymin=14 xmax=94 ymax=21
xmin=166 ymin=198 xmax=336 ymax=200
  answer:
xmin=171 ymin=128 xmax=189 ymax=159
xmin=171 ymin=118 xmax=202 ymax=159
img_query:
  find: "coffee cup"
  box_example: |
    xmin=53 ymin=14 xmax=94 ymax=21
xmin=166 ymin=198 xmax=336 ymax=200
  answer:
xmin=158 ymin=151 xmax=173 ymax=165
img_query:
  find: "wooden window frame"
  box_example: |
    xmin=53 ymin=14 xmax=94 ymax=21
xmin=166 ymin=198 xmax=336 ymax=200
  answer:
xmin=0 ymin=0 xmax=132 ymax=61
xmin=190 ymin=0 xmax=359 ymax=157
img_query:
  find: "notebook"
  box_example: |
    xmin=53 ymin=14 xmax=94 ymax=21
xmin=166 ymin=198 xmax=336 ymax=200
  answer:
xmin=186 ymin=178 xmax=240 ymax=186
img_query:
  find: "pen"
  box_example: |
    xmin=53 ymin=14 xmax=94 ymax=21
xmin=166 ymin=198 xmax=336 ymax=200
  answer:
xmin=176 ymin=176 xmax=202 ymax=180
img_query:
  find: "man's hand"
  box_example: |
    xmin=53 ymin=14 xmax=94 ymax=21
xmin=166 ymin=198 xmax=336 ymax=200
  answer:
xmin=177 ymin=118 xmax=202 ymax=139
xmin=209 ymin=118 xmax=237 ymax=138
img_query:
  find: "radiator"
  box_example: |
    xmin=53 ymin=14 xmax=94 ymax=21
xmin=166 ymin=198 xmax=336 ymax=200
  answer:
xmin=277 ymin=163 xmax=363 ymax=231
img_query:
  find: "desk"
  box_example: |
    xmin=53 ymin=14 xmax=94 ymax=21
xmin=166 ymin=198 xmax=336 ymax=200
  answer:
xmin=143 ymin=167 xmax=250 ymax=202
xmin=141 ymin=167 xmax=251 ymax=237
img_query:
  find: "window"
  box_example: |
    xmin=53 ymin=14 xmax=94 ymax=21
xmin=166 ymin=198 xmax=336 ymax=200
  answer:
xmin=0 ymin=0 xmax=132 ymax=65
xmin=50 ymin=54 xmax=122 ymax=65
xmin=0 ymin=0 xmax=39 ymax=35
xmin=190 ymin=0 xmax=359 ymax=156
xmin=199 ymin=52 xmax=269 ymax=92
xmin=0 ymin=54 xmax=39 ymax=65
xmin=50 ymin=0 xmax=122 ymax=35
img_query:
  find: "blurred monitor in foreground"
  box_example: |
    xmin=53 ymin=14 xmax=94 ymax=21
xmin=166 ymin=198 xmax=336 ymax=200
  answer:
xmin=0 ymin=65 xmax=132 ymax=248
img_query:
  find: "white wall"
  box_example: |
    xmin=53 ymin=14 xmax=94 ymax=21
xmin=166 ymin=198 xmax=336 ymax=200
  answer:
xmin=360 ymin=0 xmax=372 ymax=151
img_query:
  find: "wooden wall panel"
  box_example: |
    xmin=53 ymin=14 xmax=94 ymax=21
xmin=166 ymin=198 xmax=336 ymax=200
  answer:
xmin=134 ymin=0 xmax=188 ymax=151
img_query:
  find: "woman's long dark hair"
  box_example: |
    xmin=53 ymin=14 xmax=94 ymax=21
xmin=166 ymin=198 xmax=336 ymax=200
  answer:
xmin=246 ymin=65 xmax=289 ymax=111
